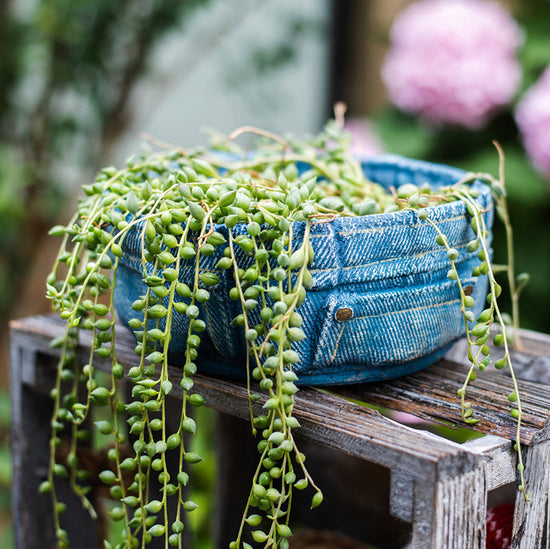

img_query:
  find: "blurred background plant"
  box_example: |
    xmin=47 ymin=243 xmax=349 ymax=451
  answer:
xmin=0 ymin=0 xmax=330 ymax=382
xmin=2 ymin=0 xmax=550 ymax=547
xmin=0 ymin=2 xmax=212 ymax=539
xmin=342 ymin=0 xmax=550 ymax=336
xmin=0 ymin=1 xmax=330 ymax=546
xmin=0 ymin=0 xmax=218 ymax=380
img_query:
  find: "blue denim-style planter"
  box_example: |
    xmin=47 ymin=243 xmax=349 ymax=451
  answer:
xmin=114 ymin=155 xmax=493 ymax=385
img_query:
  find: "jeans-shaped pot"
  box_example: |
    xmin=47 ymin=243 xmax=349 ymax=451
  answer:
xmin=114 ymin=155 xmax=493 ymax=385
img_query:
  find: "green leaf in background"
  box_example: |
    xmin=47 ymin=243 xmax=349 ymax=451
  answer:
xmin=0 ymin=448 xmax=11 ymax=487
xmin=0 ymin=390 xmax=10 ymax=430
xmin=518 ymin=8 xmax=550 ymax=90
xmin=453 ymin=145 xmax=550 ymax=206
xmin=372 ymin=109 xmax=435 ymax=159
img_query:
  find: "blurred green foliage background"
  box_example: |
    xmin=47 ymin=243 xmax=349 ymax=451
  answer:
xmin=0 ymin=0 xmax=214 ymax=544
xmin=0 ymin=0 xmax=213 ymax=347
xmin=370 ymin=0 xmax=550 ymax=335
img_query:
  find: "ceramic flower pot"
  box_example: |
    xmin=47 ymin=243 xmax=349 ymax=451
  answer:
xmin=114 ymin=154 xmax=493 ymax=385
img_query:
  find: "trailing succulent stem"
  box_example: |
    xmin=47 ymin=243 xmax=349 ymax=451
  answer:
xmin=46 ymin=121 xmax=528 ymax=548
xmin=417 ymin=168 xmax=528 ymax=499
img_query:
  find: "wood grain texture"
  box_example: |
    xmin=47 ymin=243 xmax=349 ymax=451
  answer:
xmin=401 ymin=468 xmax=487 ymax=549
xmin=431 ymin=468 xmax=486 ymax=549
xmin=10 ymin=315 xmax=488 ymax=479
xmin=512 ymin=440 xmax=550 ymax=549
xmin=10 ymin=343 xmax=99 ymax=549
xmin=390 ymin=470 xmax=415 ymax=522
xmin=9 ymin=315 xmax=550 ymax=548
xmin=329 ymin=357 xmax=550 ymax=445
xmin=463 ymin=435 xmax=516 ymax=491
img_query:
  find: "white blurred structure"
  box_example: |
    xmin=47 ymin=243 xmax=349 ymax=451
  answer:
xmin=113 ymin=0 xmax=331 ymax=162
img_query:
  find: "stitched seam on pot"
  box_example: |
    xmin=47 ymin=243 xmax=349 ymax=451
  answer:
xmin=121 ymin=210 xmax=486 ymax=262
xmin=351 ymin=298 xmax=461 ymax=320
xmin=336 ymin=214 xmax=468 ymax=237
xmin=329 ymin=324 xmax=346 ymax=363
xmin=121 ymin=247 xmax=475 ymax=275
xmin=308 ymin=243 xmax=470 ymax=274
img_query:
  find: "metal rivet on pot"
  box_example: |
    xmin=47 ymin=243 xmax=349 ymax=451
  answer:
xmin=464 ymin=285 xmax=474 ymax=296
xmin=335 ymin=307 xmax=353 ymax=322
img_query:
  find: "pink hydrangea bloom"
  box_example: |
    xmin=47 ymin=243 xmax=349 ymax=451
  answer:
xmin=344 ymin=118 xmax=384 ymax=158
xmin=382 ymin=0 xmax=522 ymax=129
xmin=515 ymin=66 xmax=550 ymax=179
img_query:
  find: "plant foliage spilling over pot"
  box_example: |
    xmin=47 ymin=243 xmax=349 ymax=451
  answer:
xmin=46 ymin=121 xmax=526 ymax=548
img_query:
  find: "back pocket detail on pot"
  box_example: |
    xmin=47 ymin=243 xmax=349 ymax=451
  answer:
xmin=310 ymin=276 xmax=483 ymax=370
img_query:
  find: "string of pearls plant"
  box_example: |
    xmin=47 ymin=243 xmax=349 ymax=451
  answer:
xmin=45 ymin=120 xmax=527 ymax=548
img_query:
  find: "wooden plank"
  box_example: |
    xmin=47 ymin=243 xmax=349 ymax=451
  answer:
xmin=463 ymin=435 xmax=516 ymax=491
xmin=447 ymin=331 xmax=550 ymax=387
xmin=390 ymin=470 xmax=415 ymax=522
xmin=512 ymin=440 xmax=550 ymax=549
xmin=446 ymin=327 xmax=550 ymax=363
xmin=331 ymin=358 xmax=550 ymax=445
xmin=10 ymin=342 xmax=55 ymax=549
xmin=12 ymin=314 xmax=550 ymax=548
xmin=513 ymin=328 xmax=550 ymax=357
xmin=345 ymin=328 xmax=550 ymax=446
xmin=10 ymin=342 xmax=99 ymax=549
xmin=12 ymin=315 xmax=550 ymax=447
xmin=431 ymin=468 xmax=486 ymax=549
xmin=403 ymin=467 xmax=486 ymax=549
xmin=10 ymin=315 xmax=486 ymax=481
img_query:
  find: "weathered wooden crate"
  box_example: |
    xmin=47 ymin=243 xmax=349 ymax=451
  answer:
xmin=9 ymin=315 xmax=550 ymax=548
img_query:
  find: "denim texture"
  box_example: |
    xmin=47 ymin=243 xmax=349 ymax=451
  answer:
xmin=114 ymin=155 xmax=493 ymax=385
